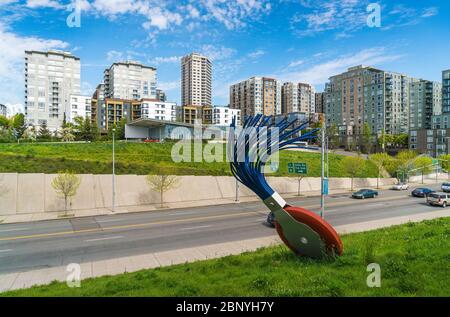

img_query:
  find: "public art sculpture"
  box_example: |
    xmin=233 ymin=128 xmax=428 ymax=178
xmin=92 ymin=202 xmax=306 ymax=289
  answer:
xmin=228 ymin=115 xmax=343 ymax=259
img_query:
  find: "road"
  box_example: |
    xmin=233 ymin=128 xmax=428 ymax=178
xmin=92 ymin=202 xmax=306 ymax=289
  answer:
xmin=0 ymin=184 xmax=443 ymax=275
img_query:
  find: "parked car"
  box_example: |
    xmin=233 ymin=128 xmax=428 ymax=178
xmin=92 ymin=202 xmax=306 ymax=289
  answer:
xmin=267 ymin=211 xmax=275 ymax=227
xmin=441 ymin=182 xmax=450 ymax=192
xmin=427 ymin=192 xmax=450 ymax=207
xmin=391 ymin=183 xmax=409 ymax=190
xmin=352 ymin=189 xmax=378 ymax=199
xmin=411 ymin=188 xmax=434 ymax=198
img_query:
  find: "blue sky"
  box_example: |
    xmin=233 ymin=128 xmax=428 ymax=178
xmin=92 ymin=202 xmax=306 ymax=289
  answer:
xmin=0 ymin=0 xmax=449 ymax=110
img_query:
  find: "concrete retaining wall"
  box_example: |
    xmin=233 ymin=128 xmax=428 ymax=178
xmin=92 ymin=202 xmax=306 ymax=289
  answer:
xmin=0 ymin=173 xmax=397 ymax=215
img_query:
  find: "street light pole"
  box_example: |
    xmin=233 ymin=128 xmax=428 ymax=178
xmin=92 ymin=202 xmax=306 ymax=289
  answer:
xmin=112 ymin=128 xmax=116 ymax=212
xmin=320 ymin=122 xmax=325 ymax=219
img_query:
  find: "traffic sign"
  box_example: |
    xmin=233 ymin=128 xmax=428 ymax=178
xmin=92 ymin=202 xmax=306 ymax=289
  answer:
xmin=288 ymin=162 xmax=308 ymax=175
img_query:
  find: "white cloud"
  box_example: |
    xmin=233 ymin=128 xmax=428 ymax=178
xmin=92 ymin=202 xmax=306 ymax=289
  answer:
xmin=149 ymin=55 xmax=181 ymax=65
xmin=277 ymin=47 xmax=404 ymax=86
xmin=0 ymin=22 xmax=69 ymax=105
xmin=158 ymin=81 xmax=178 ymax=91
xmin=421 ymin=7 xmax=438 ymax=18
xmin=91 ymin=0 xmax=136 ymax=16
xmin=106 ymin=50 xmax=124 ymax=62
xmin=287 ymin=60 xmax=304 ymax=68
xmin=200 ymin=44 xmax=236 ymax=61
xmin=26 ymin=0 xmax=63 ymax=9
xmin=247 ymin=49 xmax=265 ymax=59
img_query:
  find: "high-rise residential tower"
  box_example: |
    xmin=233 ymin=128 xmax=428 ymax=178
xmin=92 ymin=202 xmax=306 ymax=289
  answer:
xmin=325 ymin=65 xmax=410 ymax=137
xmin=315 ymin=92 xmax=325 ymax=113
xmin=282 ymin=82 xmax=315 ymax=115
xmin=409 ymin=79 xmax=442 ymax=130
xmin=103 ymin=61 xmax=157 ymax=100
xmin=24 ymin=50 xmax=80 ymax=130
xmin=230 ymin=77 xmax=282 ymax=117
xmin=181 ymin=53 xmax=212 ymax=107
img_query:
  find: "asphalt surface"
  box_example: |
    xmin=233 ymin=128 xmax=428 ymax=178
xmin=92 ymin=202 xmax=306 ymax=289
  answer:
xmin=0 ymin=183 xmax=444 ymax=274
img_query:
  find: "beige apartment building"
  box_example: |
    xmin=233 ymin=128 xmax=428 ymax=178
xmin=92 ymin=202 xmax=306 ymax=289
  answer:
xmin=24 ymin=50 xmax=81 ymax=130
xmin=181 ymin=53 xmax=212 ymax=107
xmin=229 ymin=77 xmax=282 ymax=117
xmin=281 ymin=82 xmax=315 ymax=115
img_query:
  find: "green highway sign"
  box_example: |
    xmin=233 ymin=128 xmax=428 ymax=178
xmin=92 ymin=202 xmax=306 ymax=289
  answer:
xmin=288 ymin=162 xmax=308 ymax=175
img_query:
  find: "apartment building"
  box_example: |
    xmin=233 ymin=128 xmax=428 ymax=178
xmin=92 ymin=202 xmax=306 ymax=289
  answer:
xmin=156 ymin=89 xmax=167 ymax=102
xmin=409 ymin=79 xmax=442 ymax=130
xmin=181 ymin=53 xmax=212 ymax=107
xmin=212 ymin=106 xmax=241 ymax=126
xmin=315 ymin=92 xmax=325 ymax=113
xmin=281 ymin=82 xmax=315 ymax=115
xmin=104 ymin=61 xmax=157 ymax=100
xmin=67 ymin=94 xmax=92 ymax=123
xmin=139 ymin=100 xmax=177 ymax=122
xmin=182 ymin=105 xmax=213 ymax=124
xmin=410 ymin=70 xmax=450 ymax=157
xmin=230 ymin=77 xmax=282 ymax=117
xmin=325 ymin=65 xmax=410 ymax=138
xmin=91 ymin=83 xmax=105 ymax=130
xmin=24 ymin=50 xmax=80 ymax=130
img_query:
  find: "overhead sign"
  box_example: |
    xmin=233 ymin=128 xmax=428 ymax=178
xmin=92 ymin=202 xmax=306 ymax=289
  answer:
xmin=288 ymin=162 xmax=308 ymax=175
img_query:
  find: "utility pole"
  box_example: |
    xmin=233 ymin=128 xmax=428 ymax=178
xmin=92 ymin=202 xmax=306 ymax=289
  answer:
xmin=112 ymin=128 xmax=116 ymax=212
xmin=235 ymin=179 xmax=240 ymax=202
xmin=320 ymin=122 xmax=325 ymax=219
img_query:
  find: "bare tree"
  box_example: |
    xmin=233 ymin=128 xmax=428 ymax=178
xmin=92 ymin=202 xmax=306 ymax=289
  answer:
xmin=146 ymin=169 xmax=180 ymax=208
xmin=51 ymin=171 xmax=81 ymax=216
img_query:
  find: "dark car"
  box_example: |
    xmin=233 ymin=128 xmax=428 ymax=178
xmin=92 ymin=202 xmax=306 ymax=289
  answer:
xmin=267 ymin=211 xmax=275 ymax=227
xmin=352 ymin=189 xmax=378 ymax=199
xmin=411 ymin=188 xmax=434 ymax=198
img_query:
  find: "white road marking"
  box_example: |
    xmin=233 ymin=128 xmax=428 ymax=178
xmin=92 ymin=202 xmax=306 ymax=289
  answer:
xmin=0 ymin=249 xmax=13 ymax=253
xmin=84 ymin=236 xmax=124 ymax=242
xmin=96 ymin=218 xmax=125 ymax=223
xmin=180 ymin=225 xmax=212 ymax=231
xmin=168 ymin=211 xmax=198 ymax=216
xmin=0 ymin=227 xmax=29 ymax=233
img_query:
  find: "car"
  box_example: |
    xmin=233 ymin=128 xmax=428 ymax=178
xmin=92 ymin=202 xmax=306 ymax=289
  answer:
xmin=411 ymin=188 xmax=435 ymax=198
xmin=266 ymin=211 xmax=275 ymax=227
xmin=391 ymin=183 xmax=409 ymax=190
xmin=352 ymin=189 xmax=378 ymax=199
xmin=427 ymin=192 xmax=450 ymax=207
xmin=441 ymin=182 xmax=450 ymax=192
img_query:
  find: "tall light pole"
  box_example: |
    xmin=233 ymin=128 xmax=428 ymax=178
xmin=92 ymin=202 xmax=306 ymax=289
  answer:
xmin=320 ymin=121 xmax=326 ymax=219
xmin=112 ymin=128 xmax=116 ymax=212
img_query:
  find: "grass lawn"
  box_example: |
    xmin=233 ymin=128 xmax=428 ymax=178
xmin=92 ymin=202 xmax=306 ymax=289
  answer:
xmin=0 ymin=142 xmax=378 ymax=177
xmin=3 ymin=218 xmax=449 ymax=297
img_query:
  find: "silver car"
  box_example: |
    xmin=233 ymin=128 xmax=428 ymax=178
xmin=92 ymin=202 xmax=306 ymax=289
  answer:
xmin=427 ymin=192 xmax=450 ymax=207
xmin=391 ymin=183 xmax=409 ymax=190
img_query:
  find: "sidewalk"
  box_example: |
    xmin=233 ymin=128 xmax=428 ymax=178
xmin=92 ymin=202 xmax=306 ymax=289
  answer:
xmin=0 ymin=187 xmax=364 ymax=225
xmin=1 ymin=209 xmax=449 ymax=293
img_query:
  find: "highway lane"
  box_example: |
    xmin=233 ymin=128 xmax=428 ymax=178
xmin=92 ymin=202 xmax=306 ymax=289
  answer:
xmin=0 ymin=184 xmax=444 ymax=274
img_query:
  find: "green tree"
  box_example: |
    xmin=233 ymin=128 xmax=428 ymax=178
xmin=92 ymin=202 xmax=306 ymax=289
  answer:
xmin=377 ymin=129 xmax=387 ymax=152
xmin=362 ymin=123 xmax=373 ymax=154
xmin=327 ymin=123 xmax=339 ymax=150
xmin=146 ymin=168 xmax=180 ymax=208
xmin=51 ymin=171 xmax=81 ymax=216
xmin=12 ymin=113 xmax=27 ymax=142
xmin=61 ymin=126 xmax=75 ymax=142
xmin=38 ymin=122 xmax=51 ymax=141
xmin=0 ymin=115 xmax=11 ymax=129
xmin=394 ymin=134 xmax=409 ymax=148
xmin=74 ymin=116 xmax=96 ymax=141
xmin=414 ymin=156 xmax=433 ymax=184
xmin=342 ymin=156 xmax=365 ymax=191
xmin=395 ymin=150 xmax=417 ymax=182
xmin=369 ymin=152 xmax=391 ymax=188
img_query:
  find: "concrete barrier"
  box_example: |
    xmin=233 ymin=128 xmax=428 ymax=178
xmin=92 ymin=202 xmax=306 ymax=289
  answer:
xmin=0 ymin=173 xmax=397 ymax=216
